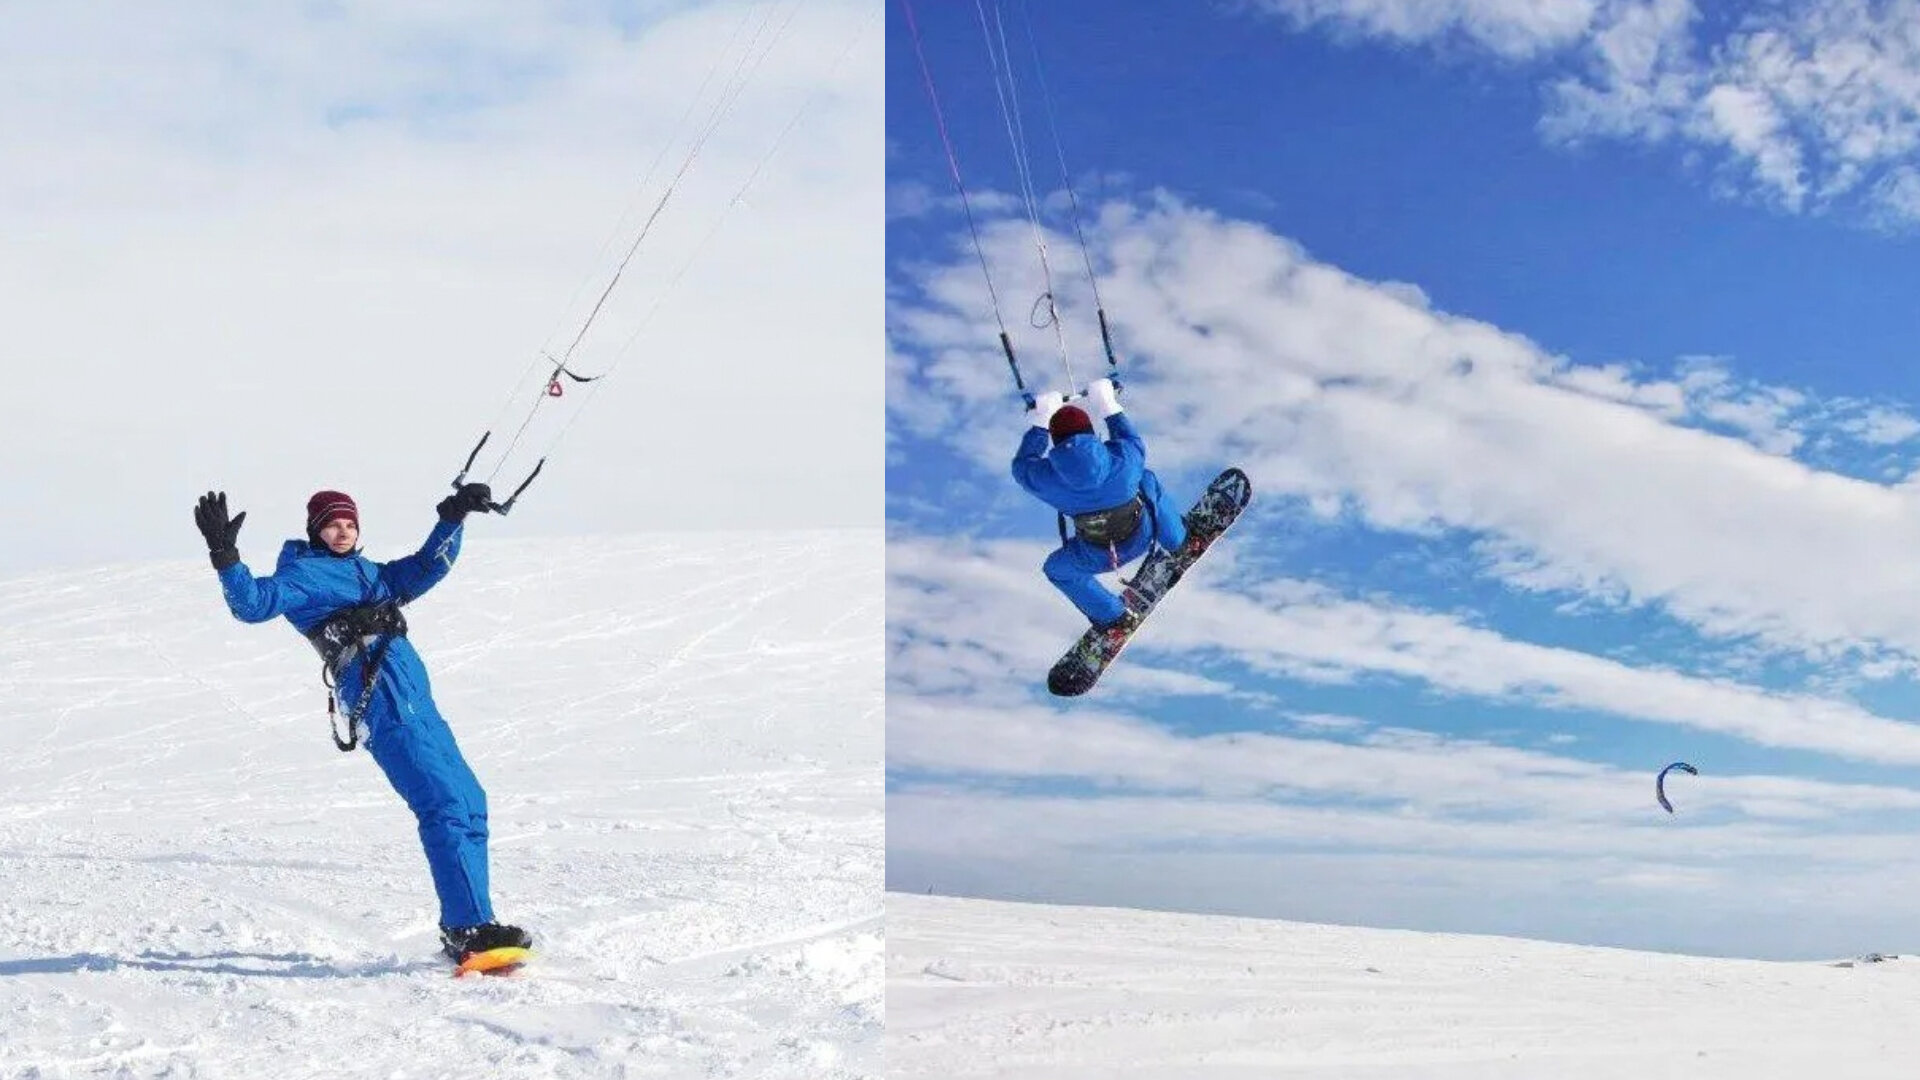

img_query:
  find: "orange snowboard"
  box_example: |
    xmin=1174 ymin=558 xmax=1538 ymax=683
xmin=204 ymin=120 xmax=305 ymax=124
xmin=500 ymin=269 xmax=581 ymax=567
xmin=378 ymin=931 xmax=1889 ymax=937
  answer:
xmin=452 ymin=946 xmax=531 ymax=977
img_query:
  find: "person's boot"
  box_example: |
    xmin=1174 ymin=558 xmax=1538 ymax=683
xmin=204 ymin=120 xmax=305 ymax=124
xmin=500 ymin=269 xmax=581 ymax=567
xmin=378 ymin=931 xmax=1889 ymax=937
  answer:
xmin=440 ymin=922 xmax=534 ymax=963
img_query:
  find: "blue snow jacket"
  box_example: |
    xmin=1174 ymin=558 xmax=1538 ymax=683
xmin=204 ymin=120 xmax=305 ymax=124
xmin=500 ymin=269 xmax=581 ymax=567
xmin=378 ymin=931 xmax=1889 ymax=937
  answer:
xmin=215 ymin=519 xmax=463 ymax=720
xmin=1011 ymin=412 xmax=1148 ymax=515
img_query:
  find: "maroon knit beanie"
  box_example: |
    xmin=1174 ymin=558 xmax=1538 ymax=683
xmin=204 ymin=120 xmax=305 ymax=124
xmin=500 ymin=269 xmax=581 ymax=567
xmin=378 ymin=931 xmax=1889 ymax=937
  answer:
xmin=1048 ymin=404 xmax=1095 ymax=444
xmin=306 ymin=490 xmax=359 ymax=539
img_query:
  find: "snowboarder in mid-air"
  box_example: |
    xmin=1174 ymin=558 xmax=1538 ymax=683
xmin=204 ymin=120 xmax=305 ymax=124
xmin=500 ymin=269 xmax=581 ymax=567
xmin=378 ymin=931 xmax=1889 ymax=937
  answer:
xmin=192 ymin=485 xmax=533 ymax=972
xmin=1013 ymin=376 xmax=1189 ymax=639
xmin=1014 ymin=376 xmax=1253 ymax=697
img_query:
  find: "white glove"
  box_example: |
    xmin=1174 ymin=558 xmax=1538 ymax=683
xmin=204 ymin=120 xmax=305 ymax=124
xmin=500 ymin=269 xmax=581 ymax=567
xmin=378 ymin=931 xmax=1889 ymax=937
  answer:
xmin=1028 ymin=391 xmax=1066 ymax=429
xmin=1086 ymin=377 xmax=1123 ymax=419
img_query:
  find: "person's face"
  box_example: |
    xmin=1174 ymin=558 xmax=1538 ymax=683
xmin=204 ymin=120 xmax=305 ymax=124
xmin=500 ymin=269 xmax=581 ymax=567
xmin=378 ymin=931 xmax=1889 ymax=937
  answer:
xmin=318 ymin=518 xmax=358 ymax=554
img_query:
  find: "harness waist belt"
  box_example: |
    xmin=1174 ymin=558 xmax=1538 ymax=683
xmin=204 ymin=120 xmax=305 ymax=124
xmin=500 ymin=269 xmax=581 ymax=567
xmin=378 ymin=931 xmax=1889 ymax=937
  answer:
xmin=305 ymin=602 xmax=408 ymax=676
xmin=1071 ymin=497 xmax=1144 ymax=546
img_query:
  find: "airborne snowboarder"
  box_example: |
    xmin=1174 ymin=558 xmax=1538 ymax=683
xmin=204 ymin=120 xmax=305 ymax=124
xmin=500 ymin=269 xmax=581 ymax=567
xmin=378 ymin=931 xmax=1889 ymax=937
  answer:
xmin=1013 ymin=377 xmax=1253 ymax=697
xmin=192 ymin=485 xmax=533 ymax=972
xmin=1013 ymin=376 xmax=1188 ymax=639
xmin=898 ymin=0 xmax=1253 ymax=693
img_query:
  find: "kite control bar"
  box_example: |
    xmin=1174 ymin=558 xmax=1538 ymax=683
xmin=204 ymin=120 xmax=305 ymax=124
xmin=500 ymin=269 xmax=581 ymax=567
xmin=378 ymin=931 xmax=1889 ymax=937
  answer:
xmin=451 ymin=431 xmax=545 ymax=516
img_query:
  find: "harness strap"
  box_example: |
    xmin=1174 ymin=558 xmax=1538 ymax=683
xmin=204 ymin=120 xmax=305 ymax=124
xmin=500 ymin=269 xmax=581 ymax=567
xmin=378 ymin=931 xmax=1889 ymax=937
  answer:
xmin=1059 ymin=510 xmax=1125 ymax=571
xmin=307 ymin=602 xmax=408 ymax=752
xmin=323 ymin=632 xmax=398 ymax=752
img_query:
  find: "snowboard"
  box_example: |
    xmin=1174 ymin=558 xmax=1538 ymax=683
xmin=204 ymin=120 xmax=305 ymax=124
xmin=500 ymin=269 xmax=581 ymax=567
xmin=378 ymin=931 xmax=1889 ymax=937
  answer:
xmin=1046 ymin=467 xmax=1252 ymax=697
xmin=452 ymin=946 xmax=531 ymax=978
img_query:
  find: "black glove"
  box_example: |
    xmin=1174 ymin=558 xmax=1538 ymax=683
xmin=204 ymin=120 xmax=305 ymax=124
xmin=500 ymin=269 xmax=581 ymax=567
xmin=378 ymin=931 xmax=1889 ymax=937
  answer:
xmin=193 ymin=491 xmax=246 ymax=570
xmin=437 ymin=482 xmax=493 ymax=523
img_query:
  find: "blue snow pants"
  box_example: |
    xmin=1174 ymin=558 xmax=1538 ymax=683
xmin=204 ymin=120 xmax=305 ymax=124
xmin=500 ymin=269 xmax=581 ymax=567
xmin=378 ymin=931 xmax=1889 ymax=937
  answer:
xmin=1042 ymin=472 xmax=1188 ymax=626
xmin=361 ymin=683 xmax=493 ymax=929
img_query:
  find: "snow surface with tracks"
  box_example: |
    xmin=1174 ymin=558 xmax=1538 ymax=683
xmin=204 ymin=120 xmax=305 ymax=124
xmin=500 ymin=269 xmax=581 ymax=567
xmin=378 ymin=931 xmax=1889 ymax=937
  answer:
xmin=890 ymin=892 xmax=1920 ymax=1079
xmin=0 ymin=531 xmax=881 ymax=1079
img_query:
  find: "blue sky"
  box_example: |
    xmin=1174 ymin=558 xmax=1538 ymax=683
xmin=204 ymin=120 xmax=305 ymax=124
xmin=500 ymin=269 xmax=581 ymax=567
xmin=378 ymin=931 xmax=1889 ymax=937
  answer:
xmin=887 ymin=0 xmax=1920 ymax=959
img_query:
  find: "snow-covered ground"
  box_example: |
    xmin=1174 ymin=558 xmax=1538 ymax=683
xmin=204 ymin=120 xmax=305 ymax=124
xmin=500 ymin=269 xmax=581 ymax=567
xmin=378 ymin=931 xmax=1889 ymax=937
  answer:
xmin=0 ymin=531 xmax=881 ymax=1079
xmin=889 ymin=892 xmax=1920 ymax=1079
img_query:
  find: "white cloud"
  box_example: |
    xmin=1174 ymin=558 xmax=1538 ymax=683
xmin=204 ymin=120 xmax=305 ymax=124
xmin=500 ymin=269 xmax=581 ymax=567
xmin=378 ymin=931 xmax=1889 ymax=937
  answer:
xmin=886 ymin=532 xmax=1920 ymax=956
xmin=884 ymin=783 xmax=1920 ymax=958
xmin=1562 ymin=0 xmax=1920 ymax=218
xmin=891 ymin=535 xmax=1920 ymax=765
xmin=891 ymin=196 xmax=1920 ymax=665
xmin=1288 ymin=711 xmax=1373 ymax=732
xmin=1254 ymin=0 xmax=1920 ymax=223
xmin=1836 ymin=403 xmax=1920 ymax=445
xmin=889 ymin=689 xmax=1920 ymax=827
xmin=1542 ymin=0 xmax=1699 ymax=141
xmin=1247 ymin=0 xmax=1600 ymax=60
xmin=886 ymin=784 xmax=1920 ymax=869
xmin=1699 ymin=81 xmax=1808 ymax=207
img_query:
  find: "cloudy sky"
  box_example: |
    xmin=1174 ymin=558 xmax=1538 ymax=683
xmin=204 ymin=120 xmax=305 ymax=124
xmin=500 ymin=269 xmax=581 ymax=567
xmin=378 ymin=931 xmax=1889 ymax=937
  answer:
xmin=1 ymin=0 xmax=879 ymax=576
xmin=887 ymin=0 xmax=1920 ymax=959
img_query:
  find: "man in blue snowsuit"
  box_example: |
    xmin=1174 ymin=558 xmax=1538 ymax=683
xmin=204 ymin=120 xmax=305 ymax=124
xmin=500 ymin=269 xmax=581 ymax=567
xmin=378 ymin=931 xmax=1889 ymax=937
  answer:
xmin=1013 ymin=376 xmax=1187 ymax=632
xmin=192 ymin=485 xmax=531 ymax=965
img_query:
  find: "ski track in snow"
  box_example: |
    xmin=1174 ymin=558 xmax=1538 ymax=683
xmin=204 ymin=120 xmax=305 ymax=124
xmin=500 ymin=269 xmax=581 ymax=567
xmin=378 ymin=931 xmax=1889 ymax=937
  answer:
xmin=890 ymin=893 xmax=1920 ymax=1079
xmin=0 ymin=532 xmax=881 ymax=1079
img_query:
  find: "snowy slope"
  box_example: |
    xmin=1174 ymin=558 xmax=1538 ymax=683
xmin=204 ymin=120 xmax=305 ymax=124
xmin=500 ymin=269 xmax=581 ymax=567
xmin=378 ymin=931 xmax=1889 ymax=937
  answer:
xmin=890 ymin=892 xmax=1920 ymax=1079
xmin=0 ymin=531 xmax=881 ymax=1079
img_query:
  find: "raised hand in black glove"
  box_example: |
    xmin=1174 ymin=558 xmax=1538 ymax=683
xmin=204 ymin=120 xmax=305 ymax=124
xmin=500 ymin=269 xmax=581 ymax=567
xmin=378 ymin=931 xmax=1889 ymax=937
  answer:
xmin=437 ymin=482 xmax=493 ymax=523
xmin=194 ymin=491 xmax=246 ymax=570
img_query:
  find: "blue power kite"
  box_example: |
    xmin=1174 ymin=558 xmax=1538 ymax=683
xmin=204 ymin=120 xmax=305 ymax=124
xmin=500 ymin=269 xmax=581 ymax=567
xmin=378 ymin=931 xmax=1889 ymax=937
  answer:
xmin=1656 ymin=761 xmax=1698 ymax=814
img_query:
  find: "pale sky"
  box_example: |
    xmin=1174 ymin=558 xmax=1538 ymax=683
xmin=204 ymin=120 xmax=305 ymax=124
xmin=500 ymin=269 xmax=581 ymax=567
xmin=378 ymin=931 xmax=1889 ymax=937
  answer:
xmin=0 ymin=0 xmax=880 ymax=575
